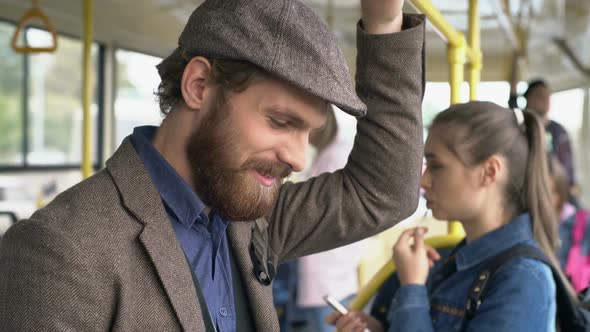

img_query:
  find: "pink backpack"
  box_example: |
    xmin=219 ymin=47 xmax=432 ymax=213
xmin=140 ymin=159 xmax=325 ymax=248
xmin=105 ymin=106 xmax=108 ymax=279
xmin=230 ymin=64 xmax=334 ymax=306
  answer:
xmin=565 ymin=209 xmax=590 ymax=292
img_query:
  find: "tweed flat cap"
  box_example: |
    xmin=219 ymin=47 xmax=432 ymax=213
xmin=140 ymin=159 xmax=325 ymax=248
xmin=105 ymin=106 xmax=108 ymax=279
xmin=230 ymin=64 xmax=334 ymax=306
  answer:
xmin=178 ymin=0 xmax=367 ymax=117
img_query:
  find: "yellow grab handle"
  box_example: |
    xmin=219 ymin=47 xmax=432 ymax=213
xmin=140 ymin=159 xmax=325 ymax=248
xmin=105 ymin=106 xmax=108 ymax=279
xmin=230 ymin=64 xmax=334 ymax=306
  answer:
xmin=11 ymin=0 xmax=58 ymax=53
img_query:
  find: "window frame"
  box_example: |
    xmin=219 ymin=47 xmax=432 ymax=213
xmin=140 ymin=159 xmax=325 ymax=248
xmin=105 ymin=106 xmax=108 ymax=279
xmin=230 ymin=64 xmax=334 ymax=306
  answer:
xmin=0 ymin=18 xmax=105 ymax=171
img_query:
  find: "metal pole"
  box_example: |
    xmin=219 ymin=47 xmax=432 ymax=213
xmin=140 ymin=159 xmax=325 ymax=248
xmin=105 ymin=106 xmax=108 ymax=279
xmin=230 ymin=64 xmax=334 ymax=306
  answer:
xmin=325 ymin=0 xmax=334 ymax=30
xmin=82 ymin=0 xmax=94 ymax=178
xmin=468 ymin=0 xmax=482 ymax=100
xmin=448 ymin=36 xmax=466 ymax=105
xmin=409 ymin=0 xmax=477 ymax=62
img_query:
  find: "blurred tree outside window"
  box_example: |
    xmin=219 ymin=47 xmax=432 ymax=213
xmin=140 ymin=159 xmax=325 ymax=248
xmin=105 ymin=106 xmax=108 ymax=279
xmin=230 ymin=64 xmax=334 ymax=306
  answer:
xmin=548 ymin=88 xmax=587 ymax=203
xmin=0 ymin=22 xmax=100 ymax=167
xmin=26 ymin=28 xmax=99 ymax=165
xmin=114 ymin=49 xmax=162 ymax=148
xmin=422 ymin=81 xmax=511 ymax=129
xmin=0 ymin=22 xmax=24 ymax=165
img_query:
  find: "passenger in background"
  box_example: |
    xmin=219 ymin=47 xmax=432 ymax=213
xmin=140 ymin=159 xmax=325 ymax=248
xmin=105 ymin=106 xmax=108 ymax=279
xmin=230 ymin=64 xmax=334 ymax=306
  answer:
xmin=549 ymin=157 xmax=590 ymax=292
xmin=273 ymin=108 xmax=364 ymax=332
xmin=524 ymin=79 xmax=577 ymax=194
xmin=328 ymin=101 xmax=567 ymax=332
xmin=293 ymin=108 xmax=364 ymax=332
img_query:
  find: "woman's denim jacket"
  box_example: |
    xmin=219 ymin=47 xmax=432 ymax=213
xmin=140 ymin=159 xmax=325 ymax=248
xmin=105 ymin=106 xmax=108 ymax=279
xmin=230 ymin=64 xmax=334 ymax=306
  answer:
xmin=372 ymin=214 xmax=556 ymax=332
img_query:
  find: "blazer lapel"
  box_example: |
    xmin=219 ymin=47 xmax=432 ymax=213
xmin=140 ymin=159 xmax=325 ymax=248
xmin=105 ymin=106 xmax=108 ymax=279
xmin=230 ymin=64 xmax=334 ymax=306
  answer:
xmin=228 ymin=222 xmax=279 ymax=331
xmin=106 ymin=139 xmax=205 ymax=332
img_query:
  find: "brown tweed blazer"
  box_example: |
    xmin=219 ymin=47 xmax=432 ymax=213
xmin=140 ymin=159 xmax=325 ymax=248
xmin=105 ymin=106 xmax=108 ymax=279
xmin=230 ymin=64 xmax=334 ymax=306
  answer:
xmin=0 ymin=15 xmax=425 ymax=331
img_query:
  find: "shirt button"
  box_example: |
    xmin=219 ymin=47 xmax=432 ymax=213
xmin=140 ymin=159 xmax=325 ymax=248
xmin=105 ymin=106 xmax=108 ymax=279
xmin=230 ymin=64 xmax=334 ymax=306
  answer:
xmin=219 ymin=307 xmax=228 ymax=317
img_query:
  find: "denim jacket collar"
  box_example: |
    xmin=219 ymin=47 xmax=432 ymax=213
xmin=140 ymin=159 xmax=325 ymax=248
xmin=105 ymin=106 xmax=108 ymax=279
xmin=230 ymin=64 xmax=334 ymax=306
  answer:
xmin=130 ymin=126 xmax=206 ymax=229
xmin=454 ymin=213 xmax=534 ymax=271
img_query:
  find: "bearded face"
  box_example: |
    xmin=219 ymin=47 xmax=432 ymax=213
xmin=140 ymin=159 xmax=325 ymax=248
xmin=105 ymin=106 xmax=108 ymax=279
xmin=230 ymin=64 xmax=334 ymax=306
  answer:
xmin=186 ymin=95 xmax=292 ymax=221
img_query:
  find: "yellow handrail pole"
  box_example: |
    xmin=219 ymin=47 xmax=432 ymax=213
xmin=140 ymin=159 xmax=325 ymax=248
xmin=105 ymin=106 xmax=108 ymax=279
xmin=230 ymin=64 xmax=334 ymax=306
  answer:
xmin=448 ymin=37 xmax=466 ymax=105
xmin=449 ymin=219 xmax=466 ymax=236
xmin=410 ymin=0 xmax=462 ymax=44
xmin=409 ymin=0 xmax=477 ymax=63
xmin=447 ymin=37 xmax=467 ymax=236
xmin=82 ymin=0 xmax=94 ymax=179
xmin=468 ymin=0 xmax=482 ymax=100
xmin=350 ymin=234 xmax=464 ymax=310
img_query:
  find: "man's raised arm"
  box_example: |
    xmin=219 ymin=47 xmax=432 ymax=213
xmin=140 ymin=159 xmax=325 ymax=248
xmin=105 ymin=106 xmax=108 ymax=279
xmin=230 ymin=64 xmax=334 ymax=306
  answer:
xmin=269 ymin=0 xmax=425 ymax=262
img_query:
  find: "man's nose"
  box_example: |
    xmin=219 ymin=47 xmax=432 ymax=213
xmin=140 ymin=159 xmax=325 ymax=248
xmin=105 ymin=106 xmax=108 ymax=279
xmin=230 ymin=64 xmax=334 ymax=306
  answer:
xmin=278 ymin=136 xmax=307 ymax=173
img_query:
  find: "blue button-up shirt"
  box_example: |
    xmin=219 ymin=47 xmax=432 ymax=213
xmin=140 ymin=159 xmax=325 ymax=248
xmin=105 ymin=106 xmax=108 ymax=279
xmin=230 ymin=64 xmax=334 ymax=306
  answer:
xmin=131 ymin=126 xmax=235 ymax=332
xmin=372 ymin=214 xmax=556 ymax=332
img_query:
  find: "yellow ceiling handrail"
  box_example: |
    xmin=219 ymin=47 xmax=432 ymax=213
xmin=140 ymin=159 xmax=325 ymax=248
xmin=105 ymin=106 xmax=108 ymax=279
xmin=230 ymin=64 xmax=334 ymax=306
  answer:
xmin=11 ymin=0 xmax=58 ymax=54
xmin=350 ymin=233 xmax=465 ymax=311
xmin=409 ymin=0 xmax=478 ymax=64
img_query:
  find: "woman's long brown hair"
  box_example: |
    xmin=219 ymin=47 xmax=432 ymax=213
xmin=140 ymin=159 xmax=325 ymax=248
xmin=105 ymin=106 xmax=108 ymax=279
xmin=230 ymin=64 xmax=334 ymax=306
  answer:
xmin=431 ymin=101 xmax=576 ymax=299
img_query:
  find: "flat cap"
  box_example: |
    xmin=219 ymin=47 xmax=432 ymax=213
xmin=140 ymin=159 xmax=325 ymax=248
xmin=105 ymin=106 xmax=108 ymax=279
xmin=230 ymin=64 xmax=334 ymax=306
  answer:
xmin=178 ymin=0 xmax=367 ymax=117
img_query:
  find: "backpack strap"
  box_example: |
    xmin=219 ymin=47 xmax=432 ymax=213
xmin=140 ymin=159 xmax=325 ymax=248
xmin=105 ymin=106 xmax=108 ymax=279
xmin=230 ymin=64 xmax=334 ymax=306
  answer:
xmin=465 ymin=244 xmax=584 ymax=331
xmin=465 ymin=245 xmax=548 ymax=318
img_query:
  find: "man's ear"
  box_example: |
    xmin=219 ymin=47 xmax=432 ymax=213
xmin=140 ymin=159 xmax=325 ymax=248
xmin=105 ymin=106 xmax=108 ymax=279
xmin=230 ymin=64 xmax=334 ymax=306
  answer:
xmin=481 ymin=155 xmax=503 ymax=186
xmin=181 ymin=56 xmax=212 ymax=110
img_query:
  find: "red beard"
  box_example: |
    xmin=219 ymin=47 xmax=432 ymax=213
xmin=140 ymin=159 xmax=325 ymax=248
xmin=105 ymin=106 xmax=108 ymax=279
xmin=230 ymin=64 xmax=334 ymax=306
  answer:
xmin=186 ymin=101 xmax=291 ymax=220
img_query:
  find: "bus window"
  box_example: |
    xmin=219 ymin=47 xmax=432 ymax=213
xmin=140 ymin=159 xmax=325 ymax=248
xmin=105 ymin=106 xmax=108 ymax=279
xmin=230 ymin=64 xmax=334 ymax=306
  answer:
xmin=423 ymin=81 xmax=511 ymax=128
xmin=26 ymin=28 xmax=99 ymax=166
xmin=0 ymin=22 xmax=24 ymax=165
xmin=114 ymin=49 xmax=162 ymax=149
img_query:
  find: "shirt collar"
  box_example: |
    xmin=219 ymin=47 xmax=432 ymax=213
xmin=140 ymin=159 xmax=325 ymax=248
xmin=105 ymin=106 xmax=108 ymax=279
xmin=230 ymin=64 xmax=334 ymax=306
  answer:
xmin=130 ymin=126 xmax=206 ymax=229
xmin=454 ymin=213 xmax=535 ymax=271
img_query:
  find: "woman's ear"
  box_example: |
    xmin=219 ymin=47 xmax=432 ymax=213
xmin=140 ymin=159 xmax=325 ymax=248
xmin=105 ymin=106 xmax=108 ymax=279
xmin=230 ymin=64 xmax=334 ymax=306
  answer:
xmin=481 ymin=155 xmax=503 ymax=186
xmin=181 ymin=56 xmax=212 ymax=110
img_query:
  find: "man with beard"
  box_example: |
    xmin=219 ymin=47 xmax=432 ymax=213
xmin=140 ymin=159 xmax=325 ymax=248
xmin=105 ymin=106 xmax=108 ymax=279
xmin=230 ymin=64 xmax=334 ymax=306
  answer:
xmin=0 ymin=0 xmax=425 ymax=331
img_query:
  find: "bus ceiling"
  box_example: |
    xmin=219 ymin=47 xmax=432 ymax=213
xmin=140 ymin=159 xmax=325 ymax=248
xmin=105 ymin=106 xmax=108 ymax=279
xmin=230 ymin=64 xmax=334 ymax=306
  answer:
xmin=0 ymin=0 xmax=588 ymax=87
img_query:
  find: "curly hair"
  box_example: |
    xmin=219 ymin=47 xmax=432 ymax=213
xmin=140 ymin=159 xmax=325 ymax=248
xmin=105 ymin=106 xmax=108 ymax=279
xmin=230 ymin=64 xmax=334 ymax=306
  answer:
xmin=155 ymin=47 xmax=268 ymax=115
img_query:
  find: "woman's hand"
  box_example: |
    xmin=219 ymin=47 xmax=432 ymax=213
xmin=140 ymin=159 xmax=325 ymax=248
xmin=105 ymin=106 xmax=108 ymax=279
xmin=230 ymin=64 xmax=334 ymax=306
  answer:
xmin=361 ymin=0 xmax=405 ymax=34
xmin=326 ymin=310 xmax=385 ymax=332
xmin=393 ymin=227 xmax=441 ymax=285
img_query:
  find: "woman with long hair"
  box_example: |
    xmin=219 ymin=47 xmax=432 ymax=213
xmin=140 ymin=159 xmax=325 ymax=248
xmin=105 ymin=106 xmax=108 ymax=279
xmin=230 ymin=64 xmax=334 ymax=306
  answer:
xmin=328 ymin=101 xmax=571 ymax=332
